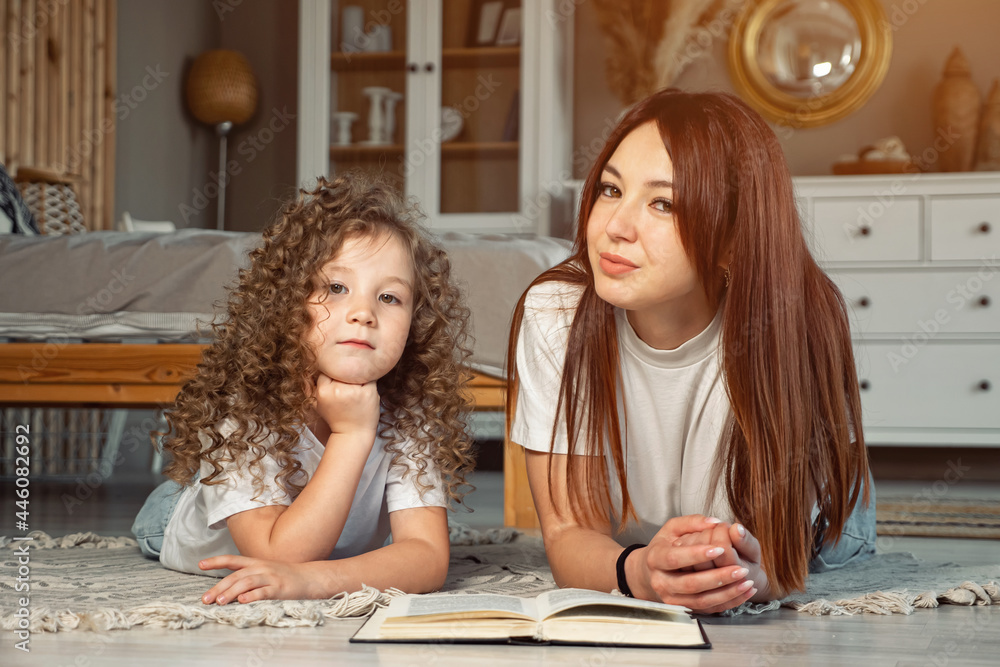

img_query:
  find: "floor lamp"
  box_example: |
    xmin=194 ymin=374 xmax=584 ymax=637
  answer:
xmin=185 ymin=50 xmax=258 ymax=230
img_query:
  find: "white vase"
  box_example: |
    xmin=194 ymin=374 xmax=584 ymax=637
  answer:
xmin=331 ymin=111 xmax=358 ymax=146
xmin=362 ymin=86 xmax=391 ymax=144
xmin=340 ymin=6 xmax=364 ymax=53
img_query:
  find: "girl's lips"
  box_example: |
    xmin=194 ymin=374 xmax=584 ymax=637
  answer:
xmin=599 ymin=252 xmax=638 ymax=276
xmin=339 ymin=339 xmax=374 ymax=349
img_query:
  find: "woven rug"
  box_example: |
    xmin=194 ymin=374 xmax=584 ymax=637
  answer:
xmin=876 ymin=496 xmax=1000 ymax=539
xmin=2 ymin=530 xmax=997 ymax=632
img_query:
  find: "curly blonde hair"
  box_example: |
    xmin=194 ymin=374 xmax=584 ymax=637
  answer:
xmin=161 ymin=172 xmax=476 ymax=506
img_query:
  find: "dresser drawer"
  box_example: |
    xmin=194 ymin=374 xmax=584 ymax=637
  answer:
xmin=830 ymin=270 xmax=1000 ymax=334
xmin=930 ymin=196 xmax=1000 ymax=260
xmin=855 ymin=343 xmax=999 ymax=430
xmin=811 ymin=197 xmax=921 ymax=262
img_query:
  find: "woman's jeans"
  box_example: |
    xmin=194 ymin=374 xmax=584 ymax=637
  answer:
xmin=131 ymin=480 xmax=184 ymax=559
xmin=809 ymin=474 xmax=877 ymax=573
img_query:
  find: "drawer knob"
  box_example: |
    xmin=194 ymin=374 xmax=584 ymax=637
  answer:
xmin=980 ymin=296 xmax=991 ymax=307
xmin=857 ymin=297 xmax=871 ymax=308
xmin=859 ymin=380 xmax=871 ymax=391
xmin=858 ymin=225 xmax=871 ymax=237
xmin=408 ymin=62 xmax=419 ymax=72
xmin=979 ymin=222 xmax=991 ymax=234
xmin=425 ymin=62 xmax=435 ymax=72
xmin=979 ymin=380 xmax=992 ymax=392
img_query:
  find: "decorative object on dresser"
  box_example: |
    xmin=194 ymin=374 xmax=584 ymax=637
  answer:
xmin=794 ymin=172 xmax=999 ymax=448
xmin=974 ymin=80 xmax=1000 ymax=172
xmin=185 ymin=50 xmax=259 ymax=230
xmin=361 ymin=86 xmax=393 ymax=144
xmin=832 ymin=136 xmax=919 ymax=175
xmin=932 ymin=48 xmax=982 ymax=173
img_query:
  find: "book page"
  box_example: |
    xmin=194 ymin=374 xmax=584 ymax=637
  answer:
xmin=536 ymin=588 xmax=692 ymax=621
xmin=385 ymin=594 xmax=539 ymax=621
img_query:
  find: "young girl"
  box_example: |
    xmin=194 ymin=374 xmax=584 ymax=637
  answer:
xmin=133 ymin=173 xmax=475 ymax=604
xmin=506 ymin=89 xmax=874 ymax=614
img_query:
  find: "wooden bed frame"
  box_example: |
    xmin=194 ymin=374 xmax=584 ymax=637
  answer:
xmin=0 ymin=343 xmax=539 ymax=528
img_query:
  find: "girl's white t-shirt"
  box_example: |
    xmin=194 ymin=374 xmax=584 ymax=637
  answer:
xmin=512 ymin=281 xmax=733 ymax=546
xmin=159 ymin=418 xmax=446 ymax=576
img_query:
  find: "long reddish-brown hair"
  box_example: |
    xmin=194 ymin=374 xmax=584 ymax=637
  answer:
xmin=506 ymin=89 xmax=869 ymax=594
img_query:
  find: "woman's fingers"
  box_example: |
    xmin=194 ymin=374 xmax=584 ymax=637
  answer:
xmin=648 ymin=571 xmax=757 ymax=613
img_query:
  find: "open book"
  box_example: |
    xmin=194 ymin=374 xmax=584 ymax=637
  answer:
xmin=351 ymin=588 xmax=710 ymax=648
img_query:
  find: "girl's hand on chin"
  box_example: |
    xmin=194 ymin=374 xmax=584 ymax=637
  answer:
xmin=315 ymin=373 xmax=380 ymax=436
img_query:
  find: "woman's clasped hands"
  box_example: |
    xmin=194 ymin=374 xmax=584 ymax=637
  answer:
xmin=629 ymin=515 xmax=771 ymax=614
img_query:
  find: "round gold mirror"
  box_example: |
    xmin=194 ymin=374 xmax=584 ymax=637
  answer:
xmin=727 ymin=0 xmax=892 ymax=128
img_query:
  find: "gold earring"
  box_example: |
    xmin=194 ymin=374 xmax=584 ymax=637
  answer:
xmin=724 ymin=266 xmax=731 ymax=287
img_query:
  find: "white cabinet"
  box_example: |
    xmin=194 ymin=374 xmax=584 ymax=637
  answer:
xmin=297 ymin=0 xmax=572 ymax=235
xmin=794 ymin=172 xmax=1000 ymax=447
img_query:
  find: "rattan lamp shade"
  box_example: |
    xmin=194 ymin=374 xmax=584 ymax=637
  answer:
xmin=185 ymin=50 xmax=258 ymax=126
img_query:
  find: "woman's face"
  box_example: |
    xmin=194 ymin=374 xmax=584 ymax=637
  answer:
xmin=586 ymin=121 xmax=712 ymax=347
xmin=305 ymin=233 xmax=414 ymax=385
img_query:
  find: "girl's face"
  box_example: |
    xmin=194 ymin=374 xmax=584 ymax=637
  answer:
xmin=586 ymin=121 xmax=712 ymax=348
xmin=305 ymin=232 xmax=414 ymax=385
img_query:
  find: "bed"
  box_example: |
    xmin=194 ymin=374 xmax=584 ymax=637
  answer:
xmin=0 ymin=229 xmax=568 ymax=526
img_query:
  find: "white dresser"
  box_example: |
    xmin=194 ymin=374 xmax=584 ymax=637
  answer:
xmin=793 ymin=172 xmax=1000 ymax=447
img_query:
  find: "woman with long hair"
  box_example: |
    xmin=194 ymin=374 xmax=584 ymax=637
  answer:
xmin=506 ymin=89 xmax=874 ymax=613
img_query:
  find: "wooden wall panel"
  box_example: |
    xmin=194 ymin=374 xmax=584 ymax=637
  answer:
xmin=1 ymin=0 xmax=116 ymax=231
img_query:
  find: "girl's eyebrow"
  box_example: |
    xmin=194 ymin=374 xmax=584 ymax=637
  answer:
xmin=603 ymin=163 xmax=673 ymax=190
xmin=320 ymin=265 xmax=413 ymax=291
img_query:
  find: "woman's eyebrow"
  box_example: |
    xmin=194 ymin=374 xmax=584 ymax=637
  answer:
xmin=602 ymin=163 xmax=673 ymax=190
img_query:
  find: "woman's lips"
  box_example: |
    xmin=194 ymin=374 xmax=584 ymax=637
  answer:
xmin=599 ymin=252 xmax=638 ymax=276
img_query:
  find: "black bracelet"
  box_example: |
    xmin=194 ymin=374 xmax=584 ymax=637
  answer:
xmin=615 ymin=543 xmax=646 ymax=598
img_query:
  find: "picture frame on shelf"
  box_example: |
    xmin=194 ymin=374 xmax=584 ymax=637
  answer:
xmin=467 ymin=0 xmax=506 ymax=47
xmin=494 ymin=7 xmax=521 ymax=46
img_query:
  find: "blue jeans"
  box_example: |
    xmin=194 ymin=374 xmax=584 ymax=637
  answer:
xmin=132 ymin=480 xmax=185 ymax=559
xmin=808 ymin=475 xmax=876 ymax=573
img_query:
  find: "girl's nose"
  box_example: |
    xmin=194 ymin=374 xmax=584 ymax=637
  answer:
xmin=348 ymin=298 xmax=376 ymax=326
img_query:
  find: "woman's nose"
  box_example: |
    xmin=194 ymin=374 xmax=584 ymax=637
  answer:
xmin=603 ymin=199 xmax=638 ymax=242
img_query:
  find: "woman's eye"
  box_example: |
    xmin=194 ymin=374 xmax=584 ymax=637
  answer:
xmin=599 ymin=182 xmax=620 ymax=198
xmin=328 ymin=283 xmax=346 ymax=295
xmin=379 ymin=293 xmax=400 ymax=305
xmin=651 ymin=198 xmax=673 ymax=213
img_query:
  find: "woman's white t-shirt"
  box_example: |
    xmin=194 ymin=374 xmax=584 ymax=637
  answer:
xmin=512 ymin=281 xmax=733 ymax=546
xmin=159 ymin=418 xmax=446 ymax=576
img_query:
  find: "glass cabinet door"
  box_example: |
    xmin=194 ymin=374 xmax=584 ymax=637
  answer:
xmin=329 ymin=0 xmax=409 ymax=194
xmin=436 ymin=1 xmax=521 ymax=216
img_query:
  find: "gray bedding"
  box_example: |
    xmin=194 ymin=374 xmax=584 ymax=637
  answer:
xmin=0 ymin=229 xmax=572 ymax=376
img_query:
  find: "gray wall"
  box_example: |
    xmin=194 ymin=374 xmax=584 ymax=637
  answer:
xmin=114 ymin=0 xmax=219 ymax=230
xmin=572 ymin=0 xmax=1000 ymax=178
xmin=114 ymin=0 xmax=298 ymax=233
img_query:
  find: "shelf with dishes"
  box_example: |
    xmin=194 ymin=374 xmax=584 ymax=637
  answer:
xmin=331 ymin=46 xmax=520 ymax=72
xmin=330 ymin=141 xmax=518 ymax=160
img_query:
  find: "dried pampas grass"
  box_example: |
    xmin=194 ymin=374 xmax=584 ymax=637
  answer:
xmin=594 ymin=0 xmax=746 ymax=105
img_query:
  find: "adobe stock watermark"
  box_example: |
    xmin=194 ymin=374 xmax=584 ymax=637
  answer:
xmin=55 ymin=64 xmax=170 ymax=175
xmin=397 ymin=75 xmax=502 ymax=178
xmin=843 ymin=126 xmax=961 ymax=242
xmin=887 ymin=254 xmax=998 ymax=372
xmin=179 ymin=106 xmax=296 ymax=225
xmin=5 ymin=0 xmax=69 ymax=51
xmin=17 ymin=266 xmax=137 ymax=381
xmin=875 ymin=458 xmax=971 ymax=551
xmin=338 ymin=0 xmax=404 ymax=63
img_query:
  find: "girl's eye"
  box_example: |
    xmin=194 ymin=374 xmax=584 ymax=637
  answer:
xmin=599 ymin=182 xmax=621 ymax=198
xmin=328 ymin=283 xmax=346 ymax=295
xmin=651 ymin=198 xmax=673 ymax=213
xmin=379 ymin=293 xmax=400 ymax=305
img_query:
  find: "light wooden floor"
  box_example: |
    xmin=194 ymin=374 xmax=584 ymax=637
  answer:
xmin=3 ymin=475 xmax=999 ymax=667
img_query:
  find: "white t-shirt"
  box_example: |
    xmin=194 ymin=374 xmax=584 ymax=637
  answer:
xmin=159 ymin=418 xmax=446 ymax=576
xmin=512 ymin=281 xmax=733 ymax=546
